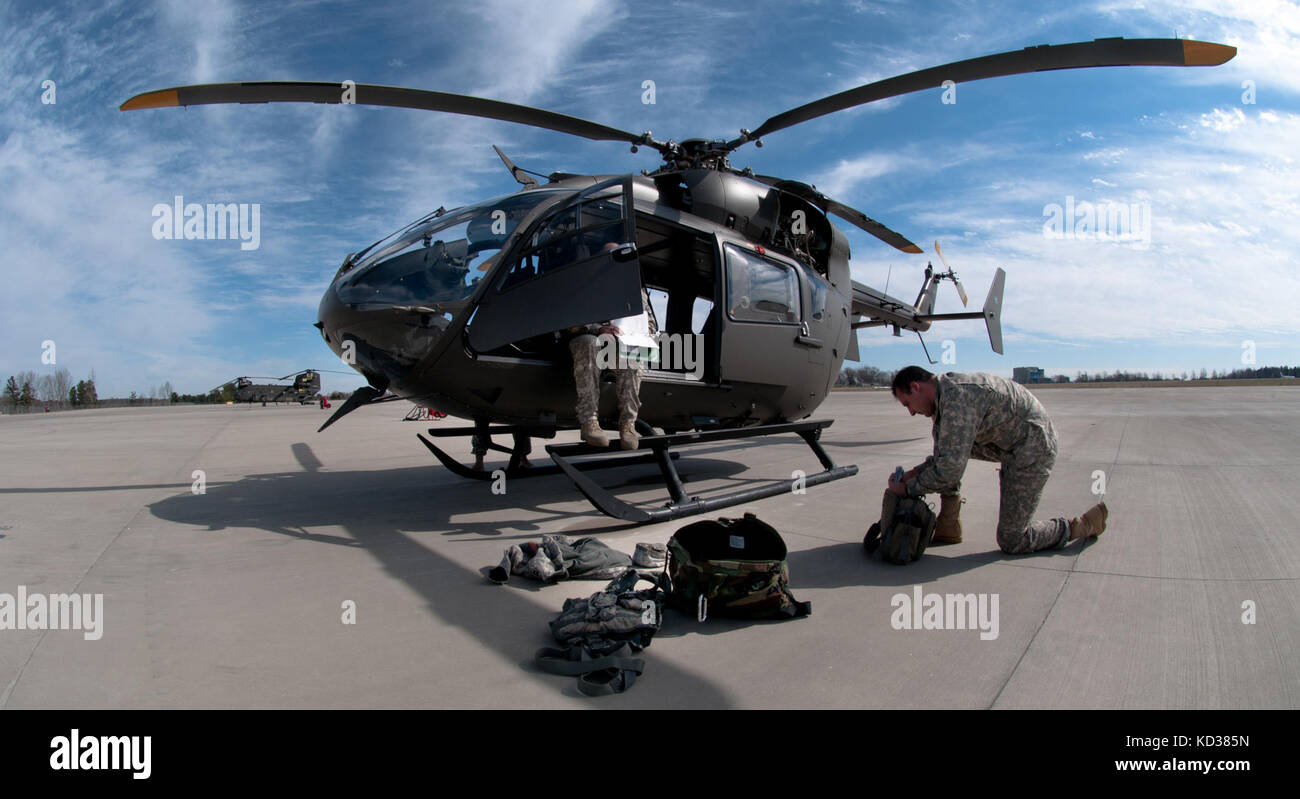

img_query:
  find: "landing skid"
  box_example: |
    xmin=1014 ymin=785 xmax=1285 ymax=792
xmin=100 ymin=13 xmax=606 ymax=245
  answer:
xmin=550 ymin=419 xmax=857 ymax=523
xmin=416 ymin=424 xmax=674 ymax=481
xmin=418 ymin=419 xmax=857 ymax=523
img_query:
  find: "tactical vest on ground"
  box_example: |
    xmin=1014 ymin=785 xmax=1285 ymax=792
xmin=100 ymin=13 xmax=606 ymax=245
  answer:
xmin=536 ymin=569 xmax=667 ymax=696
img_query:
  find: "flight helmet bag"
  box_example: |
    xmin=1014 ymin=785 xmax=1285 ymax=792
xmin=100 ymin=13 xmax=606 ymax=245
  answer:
xmin=864 ymin=490 xmax=937 ymax=565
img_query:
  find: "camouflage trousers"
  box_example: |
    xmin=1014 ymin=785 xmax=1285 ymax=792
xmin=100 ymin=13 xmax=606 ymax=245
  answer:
xmin=987 ymin=420 xmax=1070 ymax=554
xmin=569 ymin=334 xmax=641 ymax=426
xmin=471 ymin=430 xmax=532 ymax=457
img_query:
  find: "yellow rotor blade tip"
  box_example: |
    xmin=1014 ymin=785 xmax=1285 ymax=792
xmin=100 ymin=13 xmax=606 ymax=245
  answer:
xmin=120 ymin=89 xmax=180 ymax=111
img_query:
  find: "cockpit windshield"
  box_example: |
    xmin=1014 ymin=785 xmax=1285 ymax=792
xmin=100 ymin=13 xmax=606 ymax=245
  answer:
xmin=336 ymin=189 xmax=565 ymax=311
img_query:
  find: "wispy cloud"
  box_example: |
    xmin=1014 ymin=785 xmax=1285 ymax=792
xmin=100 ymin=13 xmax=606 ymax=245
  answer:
xmin=2 ymin=0 xmax=1295 ymax=395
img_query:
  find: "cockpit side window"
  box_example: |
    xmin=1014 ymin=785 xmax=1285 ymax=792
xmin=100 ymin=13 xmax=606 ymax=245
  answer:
xmin=724 ymin=243 xmax=801 ymax=325
xmin=801 ymin=264 xmax=828 ymax=321
xmin=497 ymin=189 xmax=625 ymax=293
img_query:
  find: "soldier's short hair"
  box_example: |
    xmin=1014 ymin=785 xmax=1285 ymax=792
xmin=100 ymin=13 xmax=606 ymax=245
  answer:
xmin=891 ymin=365 xmax=934 ymax=396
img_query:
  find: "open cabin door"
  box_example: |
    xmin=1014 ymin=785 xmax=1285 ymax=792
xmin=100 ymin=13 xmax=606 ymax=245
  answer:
xmin=467 ymin=176 xmax=644 ymax=353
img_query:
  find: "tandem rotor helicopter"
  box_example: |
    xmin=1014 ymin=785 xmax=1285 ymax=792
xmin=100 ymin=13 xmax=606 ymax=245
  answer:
xmin=122 ymin=36 xmax=1234 ymax=522
xmin=208 ymin=369 xmax=328 ymax=405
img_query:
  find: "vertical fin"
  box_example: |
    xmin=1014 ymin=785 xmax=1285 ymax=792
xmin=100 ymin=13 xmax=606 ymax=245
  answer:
xmin=983 ymin=268 xmax=1005 ymax=355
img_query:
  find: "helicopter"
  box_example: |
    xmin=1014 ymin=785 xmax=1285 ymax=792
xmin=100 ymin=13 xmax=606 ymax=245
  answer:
xmin=211 ymin=369 xmax=330 ymax=405
xmin=122 ymin=36 xmax=1235 ymax=522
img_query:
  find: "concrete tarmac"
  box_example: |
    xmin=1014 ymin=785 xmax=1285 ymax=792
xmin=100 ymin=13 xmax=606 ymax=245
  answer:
xmin=1 ymin=386 xmax=1296 ymax=708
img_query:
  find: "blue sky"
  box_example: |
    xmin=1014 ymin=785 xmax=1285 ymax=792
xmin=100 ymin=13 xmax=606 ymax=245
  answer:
xmin=2 ymin=0 xmax=1297 ymax=397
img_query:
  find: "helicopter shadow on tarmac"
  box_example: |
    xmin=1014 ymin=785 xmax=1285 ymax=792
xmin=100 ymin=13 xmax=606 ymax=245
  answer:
xmin=145 ymin=447 xmax=758 ymax=707
xmin=818 ymin=437 xmax=926 ymax=448
xmin=149 ymin=454 xmax=747 ymax=540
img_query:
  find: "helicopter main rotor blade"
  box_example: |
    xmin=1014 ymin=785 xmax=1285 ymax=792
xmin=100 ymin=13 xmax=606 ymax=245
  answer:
xmin=204 ymin=377 xmax=242 ymax=395
xmin=121 ymin=81 xmax=650 ymax=146
xmin=751 ymin=174 xmax=923 ymax=254
xmin=746 ymin=37 xmax=1235 ymax=141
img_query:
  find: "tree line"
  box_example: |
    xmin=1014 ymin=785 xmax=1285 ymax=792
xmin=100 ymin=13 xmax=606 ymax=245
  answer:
xmin=835 ymin=365 xmax=896 ymax=387
xmin=3 ymin=368 xmax=98 ymax=411
xmin=833 ymin=364 xmax=1300 ymax=388
xmin=3 ymin=368 xmax=196 ymax=412
xmin=1072 ymin=366 xmax=1299 ymax=382
xmin=4 ymin=369 xmax=351 ymax=412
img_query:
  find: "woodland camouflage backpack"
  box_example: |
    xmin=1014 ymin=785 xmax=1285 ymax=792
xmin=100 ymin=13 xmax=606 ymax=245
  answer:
xmin=666 ymin=513 xmax=811 ymax=621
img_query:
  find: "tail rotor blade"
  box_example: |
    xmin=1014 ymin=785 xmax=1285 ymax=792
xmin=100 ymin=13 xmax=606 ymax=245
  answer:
xmin=935 ymin=241 xmax=969 ymax=306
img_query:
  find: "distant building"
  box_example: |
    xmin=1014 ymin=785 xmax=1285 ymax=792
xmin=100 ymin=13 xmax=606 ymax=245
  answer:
xmin=1054 ymin=375 xmax=1070 ymax=383
xmin=1013 ymin=367 xmax=1046 ymax=384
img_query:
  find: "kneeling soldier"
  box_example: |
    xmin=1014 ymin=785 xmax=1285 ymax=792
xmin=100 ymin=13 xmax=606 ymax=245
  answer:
xmin=887 ymin=366 xmax=1107 ymax=554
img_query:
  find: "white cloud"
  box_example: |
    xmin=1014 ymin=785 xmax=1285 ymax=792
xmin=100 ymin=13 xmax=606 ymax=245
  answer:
xmin=885 ymin=109 xmax=1300 ymax=345
xmin=4 ymin=0 xmax=1297 ymax=395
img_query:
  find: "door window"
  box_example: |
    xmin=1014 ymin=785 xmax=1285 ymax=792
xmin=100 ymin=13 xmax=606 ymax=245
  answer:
xmin=498 ymin=187 xmax=625 ymax=291
xmin=724 ymin=244 xmax=800 ymax=324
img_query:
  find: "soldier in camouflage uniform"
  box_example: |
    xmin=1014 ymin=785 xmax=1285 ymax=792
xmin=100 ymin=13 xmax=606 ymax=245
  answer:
xmin=569 ymin=285 xmax=657 ymax=451
xmin=471 ymin=424 xmax=531 ymax=471
xmin=887 ymin=366 xmax=1107 ymax=554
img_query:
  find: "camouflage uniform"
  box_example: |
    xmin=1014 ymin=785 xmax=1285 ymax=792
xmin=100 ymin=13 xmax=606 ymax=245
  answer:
xmin=904 ymin=372 xmax=1069 ymax=554
xmin=569 ymin=287 xmax=656 ymax=428
xmin=471 ymin=427 xmax=531 ymax=459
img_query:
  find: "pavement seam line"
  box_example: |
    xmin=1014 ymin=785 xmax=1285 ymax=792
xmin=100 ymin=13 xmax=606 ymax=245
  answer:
xmin=986 ymin=407 xmax=1131 ymax=710
xmin=988 ymin=568 xmax=1072 ymax=710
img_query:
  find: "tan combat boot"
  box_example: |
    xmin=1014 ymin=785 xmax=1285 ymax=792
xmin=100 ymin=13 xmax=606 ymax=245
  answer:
xmin=619 ymin=421 xmax=640 ymax=450
xmin=1069 ymin=501 xmax=1108 ymax=540
xmin=933 ymin=494 xmax=964 ymax=544
xmin=581 ymin=417 xmax=609 ymax=448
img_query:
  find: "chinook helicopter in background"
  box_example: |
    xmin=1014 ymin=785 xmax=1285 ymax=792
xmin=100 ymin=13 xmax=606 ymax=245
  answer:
xmin=123 ymin=37 xmax=1235 ymax=522
xmin=213 ymin=370 xmax=330 ymax=405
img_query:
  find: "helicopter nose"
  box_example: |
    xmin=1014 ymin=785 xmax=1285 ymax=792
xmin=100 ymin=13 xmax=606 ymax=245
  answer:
xmin=316 ymin=288 xmax=344 ymax=356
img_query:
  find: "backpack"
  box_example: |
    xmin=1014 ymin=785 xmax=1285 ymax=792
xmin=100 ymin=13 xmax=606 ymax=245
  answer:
xmin=666 ymin=513 xmax=811 ymax=621
xmin=864 ymin=491 xmax=937 ymax=565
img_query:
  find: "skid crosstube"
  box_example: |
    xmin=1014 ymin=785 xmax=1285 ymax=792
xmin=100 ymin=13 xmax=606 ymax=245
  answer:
xmin=544 ymin=419 xmax=857 ymax=523
xmin=417 ymin=424 xmax=675 ymax=481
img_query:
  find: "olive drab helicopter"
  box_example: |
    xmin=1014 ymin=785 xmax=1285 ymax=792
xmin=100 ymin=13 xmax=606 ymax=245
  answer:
xmin=211 ymin=369 xmax=334 ymax=404
xmin=122 ymin=37 xmax=1235 ymax=522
